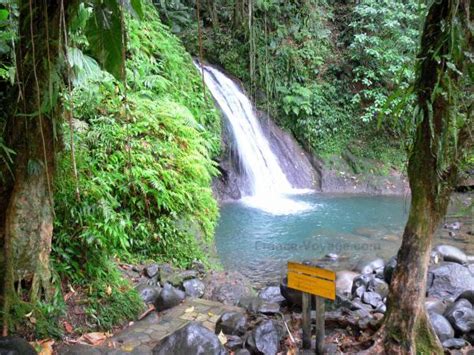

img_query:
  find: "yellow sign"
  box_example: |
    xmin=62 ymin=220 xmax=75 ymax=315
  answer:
xmin=287 ymin=262 xmax=336 ymax=300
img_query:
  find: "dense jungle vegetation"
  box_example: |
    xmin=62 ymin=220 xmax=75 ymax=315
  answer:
xmin=0 ymin=0 xmax=220 ymax=337
xmin=0 ymin=0 xmax=471 ymax=351
xmin=158 ymin=0 xmax=424 ymax=165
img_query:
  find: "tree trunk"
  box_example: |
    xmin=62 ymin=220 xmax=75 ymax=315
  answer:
xmin=380 ymin=150 xmax=449 ymax=354
xmin=206 ymin=0 xmax=219 ymax=29
xmin=233 ymin=0 xmax=245 ymax=29
xmin=370 ymin=0 xmax=472 ymax=353
xmin=1 ymin=0 xmax=66 ymax=333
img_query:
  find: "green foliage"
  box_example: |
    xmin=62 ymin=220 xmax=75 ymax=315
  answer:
xmin=83 ymin=262 xmax=144 ymax=331
xmin=54 ymin=1 xmax=220 ymax=281
xmin=9 ymin=274 xmax=66 ymax=339
xmin=158 ymin=0 xmax=418 ymax=165
xmin=281 ymin=81 xmax=354 ymax=155
xmin=348 ymin=0 xmax=423 ymax=123
xmin=85 ymin=0 xmax=125 ymax=80
xmin=10 ymin=262 xmax=143 ymax=337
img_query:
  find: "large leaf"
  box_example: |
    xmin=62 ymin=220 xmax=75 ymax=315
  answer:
xmin=130 ymin=0 xmax=143 ymax=19
xmin=85 ymin=0 xmax=124 ymax=80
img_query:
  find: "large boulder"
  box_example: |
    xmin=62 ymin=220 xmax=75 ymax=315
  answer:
xmin=152 ymin=322 xmax=227 ymax=355
xmin=429 ymin=313 xmax=455 ymax=342
xmin=444 ymin=299 xmax=474 ymax=334
xmin=247 ymin=320 xmax=282 ymax=355
xmin=427 ymin=262 xmax=474 ymax=300
xmin=0 ymin=336 xmax=37 ymax=355
xmin=203 ymin=271 xmax=254 ymax=306
xmin=215 ymin=312 xmax=247 ymax=336
xmin=433 ymin=245 xmax=467 ymax=265
xmin=183 ymin=279 xmax=205 ymax=298
xmin=336 ymin=271 xmax=359 ymax=296
xmin=154 ymin=283 xmax=185 ymax=311
xmin=135 ymin=284 xmax=161 ymax=304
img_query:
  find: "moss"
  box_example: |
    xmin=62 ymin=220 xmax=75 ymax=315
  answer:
xmin=415 ymin=316 xmax=443 ymax=355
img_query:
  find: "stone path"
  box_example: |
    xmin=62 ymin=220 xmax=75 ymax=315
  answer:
xmin=57 ymin=298 xmax=243 ymax=355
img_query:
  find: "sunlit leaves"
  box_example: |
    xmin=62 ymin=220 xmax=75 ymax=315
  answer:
xmin=54 ymin=2 xmax=220 ymax=279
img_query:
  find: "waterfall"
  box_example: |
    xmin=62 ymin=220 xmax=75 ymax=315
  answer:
xmin=196 ymin=62 xmax=312 ymax=214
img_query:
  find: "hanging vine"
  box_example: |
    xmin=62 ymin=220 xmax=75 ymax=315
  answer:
xmin=196 ymin=0 xmax=208 ymax=104
xmin=248 ymin=0 xmax=256 ymax=100
xmin=60 ymin=0 xmax=81 ymax=202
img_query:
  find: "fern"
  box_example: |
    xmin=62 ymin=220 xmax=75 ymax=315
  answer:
xmin=54 ymin=1 xmax=220 ymax=281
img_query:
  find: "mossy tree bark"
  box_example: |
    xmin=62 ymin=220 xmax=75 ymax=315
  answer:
xmin=370 ymin=0 xmax=473 ymax=353
xmin=1 ymin=0 xmax=73 ymax=334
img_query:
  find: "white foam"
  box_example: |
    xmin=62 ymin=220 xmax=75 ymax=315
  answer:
xmin=241 ymin=193 xmax=315 ymax=216
xmin=196 ymin=61 xmax=315 ymax=215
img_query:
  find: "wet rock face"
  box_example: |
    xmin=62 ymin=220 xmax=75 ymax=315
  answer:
xmin=154 ymin=283 xmax=185 ymax=311
xmin=427 ymin=262 xmax=474 ymax=300
xmin=212 ymin=120 xmax=251 ymax=201
xmin=213 ymin=109 xmax=321 ymax=201
xmin=152 ymin=322 xmax=227 ymax=355
xmin=215 ymin=312 xmax=247 ymax=336
xmin=0 ymin=336 xmax=37 ymax=355
xmin=258 ymin=111 xmax=321 ymax=190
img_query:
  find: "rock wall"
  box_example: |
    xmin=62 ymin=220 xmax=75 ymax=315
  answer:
xmin=258 ymin=111 xmax=321 ymax=190
xmin=213 ymin=110 xmax=322 ymax=201
xmin=213 ymin=109 xmax=410 ymax=202
xmin=210 ymin=73 xmax=410 ymax=201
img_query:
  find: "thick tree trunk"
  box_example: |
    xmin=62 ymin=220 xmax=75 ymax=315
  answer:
xmin=1 ymin=0 xmax=66 ymax=333
xmin=369 ymin=0 xmax=472 ymax=353
xmin=380 ymin=165 xmax=448 ymax=354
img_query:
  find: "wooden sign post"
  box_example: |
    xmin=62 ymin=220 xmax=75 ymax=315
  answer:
xmin=287 ymin=262 xmax=336 ymax=354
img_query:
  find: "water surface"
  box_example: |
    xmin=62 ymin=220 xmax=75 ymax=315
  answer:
xmin=215 ymin=193 xmax=409 ymax=285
